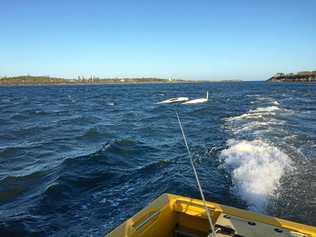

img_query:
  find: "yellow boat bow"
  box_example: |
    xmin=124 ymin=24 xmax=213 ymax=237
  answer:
xmin=106 ymin=193 xmax=316 ymax=237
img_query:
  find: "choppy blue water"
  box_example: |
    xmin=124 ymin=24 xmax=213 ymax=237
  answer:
xmin=0 ymin=82 xmax=315 ymax=236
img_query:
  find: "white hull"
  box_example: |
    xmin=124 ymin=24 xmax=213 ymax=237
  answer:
xmin=182 ymin=98 xmax=207 ymax=104
xmin=182 ymin=91 xmax=208 ymax=104
xmin=157 ymin=97 xmax=189 ymax=104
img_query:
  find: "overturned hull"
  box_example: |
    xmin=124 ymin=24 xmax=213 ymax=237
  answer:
xmin=157 ymin=97 xmax=189 ymax=104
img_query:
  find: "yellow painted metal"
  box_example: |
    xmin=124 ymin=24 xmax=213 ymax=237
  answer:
xmin=105 ymin=193 xmax=316 ymax=237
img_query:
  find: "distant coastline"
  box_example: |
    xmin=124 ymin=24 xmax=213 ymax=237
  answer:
xmin=267 ymin=71 xmax=316 ymax=83
xmin=0 ymin=76 xmax=242 ymax=86
xmin=0 ymin=76 xmax=195 ymax=86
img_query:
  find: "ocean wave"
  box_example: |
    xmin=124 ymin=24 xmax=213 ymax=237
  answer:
xmin=227 ymin=105 xmax=281 ymax=121
xmin=134 ymin=159 xmax=173 ymax=173
xmin=252 ymin=105 xmax=280 ymax=113
xmin=43 ymin=170 xmax=114 ymax=196
xmin=10 ymin=110 xmax=50 ymax=120
xmin=230 ymin=119 xmax=285 ymax=135
xmin=57 ymin=115 xmax=102 ymax=126
xmin=1 ymin=98 xmax=11 ymax=103
xmin=76 ymin=127 xmax=112 ymax=142
xmin=224 ymin=101 xmax=291 ymax=140
xmin=60 ymin=138 xmax=158 ymax=171
xmin=220 ymin=139 xmax=293 ymax=212
xmin=0 ymin=170 xmax=49 ymax=203
xmin=10 ymin=113 xmax=29 ymax=120
xmin=0 ymin=142 xmax=44 ymax=157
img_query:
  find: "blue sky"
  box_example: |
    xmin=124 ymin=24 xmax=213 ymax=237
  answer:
xmin=1 ymin=0 xmax=315 ymax=80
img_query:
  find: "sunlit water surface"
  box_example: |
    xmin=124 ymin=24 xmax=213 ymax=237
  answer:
xmin=0 ymin=82 xmax=315 ymax=236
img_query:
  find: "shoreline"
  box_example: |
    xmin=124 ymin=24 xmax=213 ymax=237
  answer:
xmin=0 ymin=76 xmax=243 ymax=86
xmin=266 ymin=70 xmax=316 ymax=83
xmin=0 ymin=81 xmax=245 ymax=87
xmin=0 ymin=81 xmax=205 ymax=87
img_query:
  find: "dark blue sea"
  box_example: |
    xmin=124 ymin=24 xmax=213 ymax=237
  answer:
xmin=0 ymin=82 xmax=315 ymax=236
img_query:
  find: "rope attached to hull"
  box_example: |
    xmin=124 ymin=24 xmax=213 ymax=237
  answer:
xmin=176 ymin=111 xmax=216 ymax=237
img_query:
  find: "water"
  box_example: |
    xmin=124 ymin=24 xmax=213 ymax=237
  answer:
xmin=0 ymin=82 xmax=315 ymax=236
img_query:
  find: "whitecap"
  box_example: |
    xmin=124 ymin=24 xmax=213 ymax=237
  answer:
xmin=252 ymin=106 xmax=280 ymax=113
xmin=272 ymin=100 xmax=280 ymax=106
xmin=226 ymin=105 xmax=281 ymax=122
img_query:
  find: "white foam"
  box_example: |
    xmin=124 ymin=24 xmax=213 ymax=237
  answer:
xmin=253 ymin=105 xmax=280 ymax=113
xmin=231 ymin=119 xmax=285 ymax=134
xmin=252 ymin=106 xmax=280 ymax=113
xmin=220 ymin=139 xmax=292 ymax=212
xmin=226 ymin=106 xmax=281 ymax=122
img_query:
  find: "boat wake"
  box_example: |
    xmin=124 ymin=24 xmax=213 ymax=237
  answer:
xmin=220 ymin=139 xmax=292 ymax=211
xmin=221 ymin=99 xmax=294 ymax=212
xmin=226 ymin=105 xmax=281 ymax=122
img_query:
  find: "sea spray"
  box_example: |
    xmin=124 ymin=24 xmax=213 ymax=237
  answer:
xmin=220 ymin=139 xmax=293 ymax=212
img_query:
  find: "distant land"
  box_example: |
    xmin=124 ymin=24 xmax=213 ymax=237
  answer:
xmin=0 ymin=76 xmax=193 ymax=85
xmin=267 ymin=71 xmax=316 ymax=83
xmin=0 ymin=76 xmax=242 ymax=86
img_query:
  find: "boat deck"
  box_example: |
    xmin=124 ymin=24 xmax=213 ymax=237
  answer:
xmin=106 ymin=194 xmax=316 ymax=237
xmin=175 ymin=213 xmax=308 ymax=237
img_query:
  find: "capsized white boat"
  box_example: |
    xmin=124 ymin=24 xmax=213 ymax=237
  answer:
xmin=157 ymin=97 xmax=189 ymax=104
xmin=183 ymin=91 xmax=208 ymax=104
